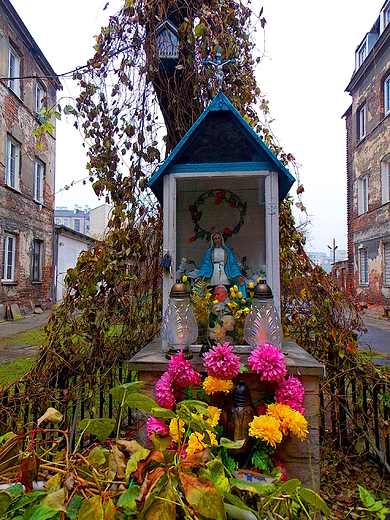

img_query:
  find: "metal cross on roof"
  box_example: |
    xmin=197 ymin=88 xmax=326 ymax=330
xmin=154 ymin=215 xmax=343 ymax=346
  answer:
xmin=204 ymin=45 xmax=236 ymax=91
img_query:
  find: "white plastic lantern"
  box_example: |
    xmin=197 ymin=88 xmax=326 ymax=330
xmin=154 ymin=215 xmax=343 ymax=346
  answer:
xmin=243 ymin=281 xmax=282 ymax=350
xmin=161 ymin=283 xmax=198 ymax=359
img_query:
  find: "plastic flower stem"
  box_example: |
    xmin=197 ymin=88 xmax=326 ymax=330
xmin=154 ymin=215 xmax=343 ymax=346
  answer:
xmin=116 ymin=392 xmax=126 ymax=440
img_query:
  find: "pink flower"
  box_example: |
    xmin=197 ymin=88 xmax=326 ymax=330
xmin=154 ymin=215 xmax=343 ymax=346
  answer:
xmin=274 ymin=459 xmax=287 ymax=481
xmin=146 ymin=416 xmax=169 ymax=440
xmin=155 ymin=372 xmax=176 ymax=409
xmin=203 ymin=342 xmax=241 ymax=379
xmin=275 ymin=376 xmax=305 ymax=412
xmin=168 ymin=350 xmax=201 ymax=388
xmin=247 ymin=343 xmax=287 ymax=382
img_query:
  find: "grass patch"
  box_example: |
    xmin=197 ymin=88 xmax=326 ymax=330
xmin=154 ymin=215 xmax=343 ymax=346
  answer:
xmin=0 ymin=357 xmax=34 ymax=385
xmin=0 ymin=326 xmax=46 ymax=348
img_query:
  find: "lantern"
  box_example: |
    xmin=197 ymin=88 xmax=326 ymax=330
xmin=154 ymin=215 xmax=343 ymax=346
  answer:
xmin=161 ymin=283 xmax=198 ymax=359
xmin=243 ymin=281 xmax=282 ymax=349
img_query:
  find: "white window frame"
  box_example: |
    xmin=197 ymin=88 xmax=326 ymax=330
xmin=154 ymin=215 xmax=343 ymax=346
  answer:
xmin=384 ymin=76 xmax=390 ymax=116
xmin=358 ymin=175 xmax=368 ymax=214
xmin=63 ymin=219 xmax=68 ymax=226
xmin=35 ymin=83 xmax=44 ymax=112
xmin=2 ymin=233 xmax=16 ymax=282
xmin=384 ymin=243 xmax=390 ymax=286
xmin=356 ymin=40 xmax=367 ymax=68
xmin=34 ymin=160 xmax=44 ymax=203
xmin=55 ymin=219 xmax=60 ymax=225
xmin=32 ymin=239 xmax=42 ymax=282
xmin=74 ymin=219 xmax=80 ymax=232
xmin=8 ymin=48 xmax=20 ymax=97
xmin=381 ymin=158 xmax=390 ymax=205
xmin=358 ymin=105 xmax=366 ymax=140
xmin=5 ymin=138 xmax=20 ymax=190
xmin=359 ymin=248 xmax=369 ymax=286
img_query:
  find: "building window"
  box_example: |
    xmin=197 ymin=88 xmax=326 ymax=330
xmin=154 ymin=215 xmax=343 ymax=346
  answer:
xmin=358 ymin=105 xmax=366 ymax=140
xmin=74 ymin=219 xmax=80 ymax=232
xmin=357 ymin=40 xmax=367 ymax=68
xmin=55 ymin=219 xmax=60 ymax=225
xmin=8 ymin=48 xmax=20 ymax=97
xmin=32 ymin=240 xmax=42 ymax=282
xmin=63 ymin=219 xmax=68 ymax=226
xmin=359 ymin=248 xmax=369 ymax=286
xmin=385 ymin=76 xmax=390 ymax=116
xmin=384 ymin=244 xmax=390 ymax=286
xmin=381 ymin=159 xmax=390 ymax=204
xmin=35 ymin=83 xmax=44 ymax=112
xmin=5 ymin=138 xmax=20 ymax=189
xmin=2 ymin=234 xmax=16 ymax=282
xmin=34 ymin=161 xmax=44 ymax=203
xmin=358 ymin=175 xmax=368 ymax=214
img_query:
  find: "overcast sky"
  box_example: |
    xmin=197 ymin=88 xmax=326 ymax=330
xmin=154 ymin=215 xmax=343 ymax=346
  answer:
xmin=11 ymin=0 xmax=385 ymax=252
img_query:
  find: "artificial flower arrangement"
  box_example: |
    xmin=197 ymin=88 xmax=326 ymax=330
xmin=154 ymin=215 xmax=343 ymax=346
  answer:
xmin=153 ymin=341 xmax=309 ymax=481
xmin=190 ymin=279 xmax=257 ymax=345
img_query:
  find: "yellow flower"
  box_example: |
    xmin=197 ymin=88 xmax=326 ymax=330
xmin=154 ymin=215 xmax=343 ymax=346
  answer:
xmin=244 ymin=307 xmax=250 ymax=314
xmin=241 ymin=299 xmax=246 ymax=305
xmin=248 ymin=415 xmax=283 ymax=448
xmin=213 ymin=299 xmax=219 ymax=305
xmin=249 ymin=281 xmax=254 ymax=289
xmin=229 ymin=287 xmax=235 ymax=294
xmin=182 ymin=275 xmax=187 ymax=283
xmin=203 ymin=376 xmax=234 ymax=395
xmin=206 ymin=406 xmax=221 ymax=427
xmin=169 ymin=418 xmax=185 ymax=443
xmin=227 ymin=301 xmax=238 ymax=310
xmin=186 ymin=432 xmax=206 ymax=456
xmin=237 ymin=291 xmax=242 ymax=299
xmin=209 ymin=323 xmax=226 ymax=341
xmin=206 ymin=292 xmax=212 ymax=300
xmin=257 ymin=277 xmax=262 ymax=283
xmin=221 ymin=314 xmax=235 ymax=331
xmin=267 ymin=402 xmax=294 ymax=436
xmin=233 ymin=285 xmax=238 ymax=292
xmin=288 ymin=410 xmax=309 ymax=441
xmin=205 ymin=430 xmax=218 ymax=447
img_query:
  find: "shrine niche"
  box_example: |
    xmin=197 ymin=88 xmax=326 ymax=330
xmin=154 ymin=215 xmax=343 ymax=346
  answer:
xmin=148 ymin=91 xmax=295 ymax=322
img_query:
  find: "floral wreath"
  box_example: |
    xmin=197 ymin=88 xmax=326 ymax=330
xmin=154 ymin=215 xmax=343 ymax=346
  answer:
xmin=188 ymin=189 xmax=247 ymax=243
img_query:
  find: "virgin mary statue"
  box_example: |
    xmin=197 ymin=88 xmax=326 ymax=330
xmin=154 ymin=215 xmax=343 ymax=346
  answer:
xmin=196 ymin=231 xmax=246 ymax=297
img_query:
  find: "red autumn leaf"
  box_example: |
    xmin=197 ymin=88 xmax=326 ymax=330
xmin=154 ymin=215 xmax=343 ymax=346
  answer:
xmin=224 ymin=227 xmax=231 ymax=235
xmin=216 ymin=191 xmax=224 ymax=198
xmin=189 ymin=236 xmax=196 ymax=243
xmin=214 ymin=198 xmax=222 ymax=205
xmin=20 ymin=452 xmax=40 ymax=492
xmin=229 ymin=203 xmax=236 ymax=208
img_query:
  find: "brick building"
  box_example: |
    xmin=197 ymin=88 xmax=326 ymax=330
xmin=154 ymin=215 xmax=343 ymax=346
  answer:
xmin=344 ymin=1 xmax=390 ymax=307
xmin=0 ymin=0 xmax=60 ymax=315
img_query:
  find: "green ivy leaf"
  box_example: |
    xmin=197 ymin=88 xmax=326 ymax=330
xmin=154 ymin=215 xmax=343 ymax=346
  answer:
xmin=78 ymin=496 xmax=104 ymax=520
xmin=109 ymin=381 xmax=145 ymax=402
xmin=125 ymin=448 xmax=150 ymax=480
xmin=230 ymin=478 xmax=275 ymax=495
xmin=117 ymin=485 xmax=141 ymax=512
xmin=219 ymin=437 xmax=245 ymax=449
xmin=29 ymin=505 xmax=59 ymax=520
xmin=298 ymin=488 xmax=330 ymax=518
xmin=77 ymin=418 xmax=115 ymax=442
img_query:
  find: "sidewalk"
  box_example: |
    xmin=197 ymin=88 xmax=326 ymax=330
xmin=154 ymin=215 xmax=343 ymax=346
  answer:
xmin=0 ymin=309 xmax=52 ymax=339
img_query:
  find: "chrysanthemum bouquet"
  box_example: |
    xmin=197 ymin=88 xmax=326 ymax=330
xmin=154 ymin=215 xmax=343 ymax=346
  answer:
xmin=246 ymin=342 xmax=308 ymax=476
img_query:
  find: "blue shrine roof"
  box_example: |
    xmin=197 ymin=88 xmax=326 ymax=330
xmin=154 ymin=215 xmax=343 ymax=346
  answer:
xmin=148 ymin=92 xmax=295 ymax=203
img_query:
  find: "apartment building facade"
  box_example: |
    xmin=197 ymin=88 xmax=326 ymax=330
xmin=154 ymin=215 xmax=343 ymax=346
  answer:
xmin=344 ymin=1 xmax=390 ymax=306
xmin=0 ymin=0 xmax=60 ymax=314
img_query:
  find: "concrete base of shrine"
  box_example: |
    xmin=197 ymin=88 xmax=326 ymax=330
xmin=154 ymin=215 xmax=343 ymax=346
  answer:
xmin=128 ymin=338 xmax=324 ymax=490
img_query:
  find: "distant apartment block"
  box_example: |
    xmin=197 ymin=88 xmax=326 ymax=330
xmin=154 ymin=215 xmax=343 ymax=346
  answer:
xmin=54 ymin=204 xmax=112 ymax=239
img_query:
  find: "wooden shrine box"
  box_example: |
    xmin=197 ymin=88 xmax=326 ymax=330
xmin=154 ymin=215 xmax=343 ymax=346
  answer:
xmin=148 ymin=92 xmax=295 ymax=319
xmin=129 ymin=92 xmax=324 ymax=489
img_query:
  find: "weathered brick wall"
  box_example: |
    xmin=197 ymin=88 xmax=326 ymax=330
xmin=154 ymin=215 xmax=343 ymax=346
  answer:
xmin=346 ymin=29 xmax=390 ymax=306
xmin=0 ymin=3 xmax=58 ymax=313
